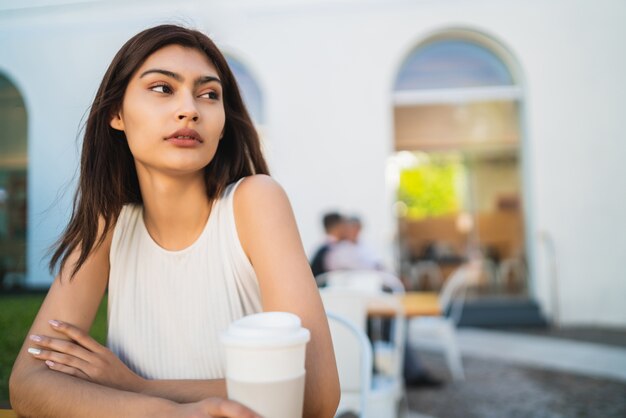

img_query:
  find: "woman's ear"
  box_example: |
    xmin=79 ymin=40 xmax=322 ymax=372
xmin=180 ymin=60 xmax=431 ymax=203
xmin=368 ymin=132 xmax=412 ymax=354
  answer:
xmin=110 ymin=112 xmax=125 ymax=131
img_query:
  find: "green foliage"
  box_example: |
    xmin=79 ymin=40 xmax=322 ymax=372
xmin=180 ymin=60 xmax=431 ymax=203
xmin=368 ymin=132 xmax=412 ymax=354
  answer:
xmin=398 ymin=157 xmax=462 ymax=219
xmin=0 ymin=293 xmax=108 ymax=403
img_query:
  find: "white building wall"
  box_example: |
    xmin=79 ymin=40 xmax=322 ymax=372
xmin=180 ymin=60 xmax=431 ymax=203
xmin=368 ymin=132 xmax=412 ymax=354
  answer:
xmin=0 ymin=0 xmax=624 ymax=326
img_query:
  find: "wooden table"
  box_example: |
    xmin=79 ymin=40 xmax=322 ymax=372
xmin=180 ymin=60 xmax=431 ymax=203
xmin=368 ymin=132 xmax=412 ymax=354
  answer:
xmin=0 ymin=410 xmax=16 ymax=418
xmin=367 ymin=291 xmax=441 ymax=318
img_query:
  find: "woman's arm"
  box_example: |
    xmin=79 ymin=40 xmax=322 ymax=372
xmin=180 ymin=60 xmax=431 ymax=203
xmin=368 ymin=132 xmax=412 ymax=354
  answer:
xmin=25 ymin=317 xmax=229 ymax=403
xmin=9 ymin=217 xmax=113 ymax=416
xmin=8 ymin=219 xmax=177 ymax=417
xmin=139 ymin=378 xmax=226 ymax=402
xmin=9 ymin=219 xmax=254 ymax=417
xmin=234 ymin=175 xmax=341 ymax=418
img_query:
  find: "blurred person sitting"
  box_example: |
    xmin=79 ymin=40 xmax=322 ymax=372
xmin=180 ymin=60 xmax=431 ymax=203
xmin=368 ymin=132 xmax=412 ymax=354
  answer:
xmin=326 ymin=215 xmax=383 ymax=272
xmin=309 ymin=212 xmax=346 ymax=279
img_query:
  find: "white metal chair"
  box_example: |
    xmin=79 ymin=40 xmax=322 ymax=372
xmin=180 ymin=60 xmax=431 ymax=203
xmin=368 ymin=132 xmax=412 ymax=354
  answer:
xmin=496 ymin=256 xmax=527 ymax=293
xmin=321 ymin=288 xmax=405 ymax=417
xmin=326 ymin=310 xmax=398 ymax=418
xmin=319 ymin=272 xmax=406 ymax=381
xmin=407 ymin=262 xmax=479 ymax=381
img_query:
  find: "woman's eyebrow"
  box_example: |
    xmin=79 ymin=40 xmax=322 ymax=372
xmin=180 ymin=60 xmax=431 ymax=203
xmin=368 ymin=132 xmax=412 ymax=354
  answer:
xmin=140 ymin=69 xmax=182 ymax=81
xmin=195 ymin=76 xmax=222 ymax=87
xmin=139 ymin=69 xmax=221 ymax=86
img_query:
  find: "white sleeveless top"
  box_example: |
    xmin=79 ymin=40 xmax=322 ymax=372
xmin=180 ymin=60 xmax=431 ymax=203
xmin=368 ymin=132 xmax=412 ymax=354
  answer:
xmin=107 ymin=179 xmax=262 ymax=380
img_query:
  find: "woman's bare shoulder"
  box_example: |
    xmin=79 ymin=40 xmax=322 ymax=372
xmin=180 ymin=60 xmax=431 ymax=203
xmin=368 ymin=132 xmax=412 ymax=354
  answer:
xmin=233 ymin=175 xmax=298 ymax=254
xmin=237 ymin=174 xmax=283 ymax=195
xmin=235 ymin=175 xmax=289 ymax=209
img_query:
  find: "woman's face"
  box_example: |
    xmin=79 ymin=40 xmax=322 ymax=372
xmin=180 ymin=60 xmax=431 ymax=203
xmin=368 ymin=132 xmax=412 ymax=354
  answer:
xmin=110 ymin=44 xmax=226 ymax=177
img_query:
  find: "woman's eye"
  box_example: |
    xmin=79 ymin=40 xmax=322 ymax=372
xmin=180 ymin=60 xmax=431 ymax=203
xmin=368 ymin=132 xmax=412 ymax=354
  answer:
xmin=200 ymin=91 xmax=220 ymax=100
xmin=150 ymin=84 xmax=172 ymax=94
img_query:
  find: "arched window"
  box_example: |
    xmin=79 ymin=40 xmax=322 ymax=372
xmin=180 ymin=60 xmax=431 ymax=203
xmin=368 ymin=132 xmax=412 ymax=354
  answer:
xmin=391 ymin=34 xmax=528 ymax=296
xmin=0 ymin=73 xmax=28 ymax=290
xmin=227 ymin=57 xmax=265 ymax=125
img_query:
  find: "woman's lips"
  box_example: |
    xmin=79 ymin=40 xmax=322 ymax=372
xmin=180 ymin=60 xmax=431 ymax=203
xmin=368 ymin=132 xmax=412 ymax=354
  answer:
xmin=166 ymin=137 xmax=202 ymax=147
xmin=165 ymin=128 xmax=204 ymax=147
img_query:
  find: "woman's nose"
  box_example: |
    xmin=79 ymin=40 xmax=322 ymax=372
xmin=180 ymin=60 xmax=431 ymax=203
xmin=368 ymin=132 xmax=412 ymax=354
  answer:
xmin=178 ymin=112 xmax=199 ymax=122
xmin=177 ymin=93 xmax=199 ymax=122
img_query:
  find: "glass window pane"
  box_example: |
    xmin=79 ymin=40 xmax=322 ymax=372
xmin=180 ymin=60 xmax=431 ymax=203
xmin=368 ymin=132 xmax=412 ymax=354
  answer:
xmin=396 ymin=149 xmax=526 ymax=293
xmin=394 ymin=39 xmax=514 ymax=90
xmin=394 ymin=100 xmax=520 ymax=151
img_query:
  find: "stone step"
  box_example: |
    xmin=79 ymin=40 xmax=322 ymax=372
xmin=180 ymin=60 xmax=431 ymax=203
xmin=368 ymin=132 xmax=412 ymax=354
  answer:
xmin=454 ymin=297 xmax=548 ymax=327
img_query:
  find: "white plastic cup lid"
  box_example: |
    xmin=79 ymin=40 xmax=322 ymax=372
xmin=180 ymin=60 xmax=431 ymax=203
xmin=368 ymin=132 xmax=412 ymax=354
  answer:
xmin=221 ymin=312 xmax=310 ymax=349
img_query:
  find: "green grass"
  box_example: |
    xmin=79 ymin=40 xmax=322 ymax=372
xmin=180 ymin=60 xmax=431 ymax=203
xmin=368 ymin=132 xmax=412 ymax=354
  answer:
xmin=0 ymin=292 xmax=108 ymax=403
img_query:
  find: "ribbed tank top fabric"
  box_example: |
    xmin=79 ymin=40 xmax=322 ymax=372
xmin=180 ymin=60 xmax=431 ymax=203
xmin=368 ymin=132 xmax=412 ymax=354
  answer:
xmin=107 ymin=179 xmax=262 ymax=380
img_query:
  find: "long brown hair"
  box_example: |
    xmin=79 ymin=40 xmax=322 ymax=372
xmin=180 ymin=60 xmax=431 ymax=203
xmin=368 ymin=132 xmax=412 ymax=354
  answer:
xmin=50 ymin=24 xmax=269 ymax=278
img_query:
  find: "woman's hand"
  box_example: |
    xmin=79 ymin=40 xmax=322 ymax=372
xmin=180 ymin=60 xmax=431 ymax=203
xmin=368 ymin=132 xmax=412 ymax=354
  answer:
xmin=27 ymin=319 xmax=146 ymax=393
xmin=170 ymin=398 xmax=261 ymax=418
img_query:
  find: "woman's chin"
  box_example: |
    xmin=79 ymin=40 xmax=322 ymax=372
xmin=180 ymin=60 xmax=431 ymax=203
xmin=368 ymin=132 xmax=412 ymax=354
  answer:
xmin=136 ymin=160 xmax=211 ymax=178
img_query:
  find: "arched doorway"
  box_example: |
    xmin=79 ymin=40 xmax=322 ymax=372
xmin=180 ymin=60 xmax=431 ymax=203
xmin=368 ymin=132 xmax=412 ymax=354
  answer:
xmin=0 ymin=73 xmax=28 ymax=291
xmin=390 ymin=33 xmax=528 ymax=298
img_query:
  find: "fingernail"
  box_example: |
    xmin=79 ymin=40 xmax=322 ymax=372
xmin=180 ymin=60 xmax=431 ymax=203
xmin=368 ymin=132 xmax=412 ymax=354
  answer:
xmin=48 ymin=320 xmax=61 ymax=327
xmin=29 ymin=334 xmax=42 ymax=342
xmin=28 ymin=347 xmax=41 ymax=355
xmin=45 ymin=360 xmax=55 ymax=367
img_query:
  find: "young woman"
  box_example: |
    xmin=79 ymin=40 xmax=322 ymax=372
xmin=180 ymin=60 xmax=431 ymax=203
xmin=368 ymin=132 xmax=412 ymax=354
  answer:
xmin=9 ymin=25 xmax=340 ymax=418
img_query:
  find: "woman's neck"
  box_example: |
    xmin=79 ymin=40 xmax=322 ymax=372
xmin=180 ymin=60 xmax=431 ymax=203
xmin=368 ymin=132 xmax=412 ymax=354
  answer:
xmin=137 ymin=169 xmax=211 ymax=251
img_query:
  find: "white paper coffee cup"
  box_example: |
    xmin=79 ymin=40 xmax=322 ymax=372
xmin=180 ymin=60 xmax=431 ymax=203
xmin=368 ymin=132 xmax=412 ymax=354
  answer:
xmin=221 ymin=312 xmax=310 ymax=418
